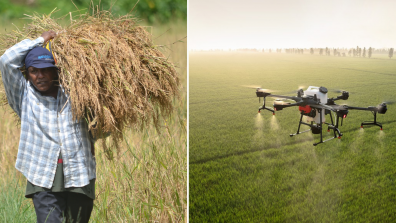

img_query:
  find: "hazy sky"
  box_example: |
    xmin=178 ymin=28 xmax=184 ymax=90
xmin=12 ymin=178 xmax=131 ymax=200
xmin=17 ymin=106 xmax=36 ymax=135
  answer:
xmin=189 ymin=0 xmax=396 ymax=50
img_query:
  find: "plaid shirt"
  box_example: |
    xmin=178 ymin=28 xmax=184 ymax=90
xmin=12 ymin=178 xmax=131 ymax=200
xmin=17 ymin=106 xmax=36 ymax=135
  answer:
xmin=0 ymin=37 xmax=96 ymax=189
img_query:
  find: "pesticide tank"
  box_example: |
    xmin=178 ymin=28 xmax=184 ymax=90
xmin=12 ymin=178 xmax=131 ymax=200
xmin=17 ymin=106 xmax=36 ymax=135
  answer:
xmin=304 ymin=86 xmax=328 ymax=123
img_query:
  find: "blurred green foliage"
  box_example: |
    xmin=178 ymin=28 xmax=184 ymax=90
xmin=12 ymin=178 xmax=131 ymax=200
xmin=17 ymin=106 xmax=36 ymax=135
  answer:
xmin=0 ymin=0 xmax=186 ymax=24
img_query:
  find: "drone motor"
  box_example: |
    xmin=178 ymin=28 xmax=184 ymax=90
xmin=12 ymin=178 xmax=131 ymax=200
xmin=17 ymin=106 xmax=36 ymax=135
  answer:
xmin=341 ymin=91 xmax=349 ymax=100
xmin=378 ymin=103 xmax=387 ymax=114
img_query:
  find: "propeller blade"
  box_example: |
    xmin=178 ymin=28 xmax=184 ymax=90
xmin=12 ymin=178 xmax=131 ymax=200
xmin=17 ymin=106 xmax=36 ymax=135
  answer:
xmin=284 ymin=85 xmax=307 ymax=94
xmin=273 ymin=100 xmax=291 ymax=105
xmin=330 ymin=89 xmax=355 ymax=94
xmin=242 ymin=85 xmax=279 ymax=92
xmin=256 ymin=88 xmax=278 ymax=93
xmin=242 ymin=85 xmax=262 ymax=89
xmin=272 ymin=98 xmax=292 ymax=102
xmin=382 ymin=100 xmax=396 ymax=105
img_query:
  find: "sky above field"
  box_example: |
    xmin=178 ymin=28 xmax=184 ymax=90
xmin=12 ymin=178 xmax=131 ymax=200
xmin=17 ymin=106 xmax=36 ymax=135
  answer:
xmin=189 ymin=0 xmax=396 ymax=50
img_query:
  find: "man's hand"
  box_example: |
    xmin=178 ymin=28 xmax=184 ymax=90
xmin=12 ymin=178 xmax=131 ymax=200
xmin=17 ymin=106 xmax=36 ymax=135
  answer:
xmin=41 ymin=31 xmax=57 ymax=43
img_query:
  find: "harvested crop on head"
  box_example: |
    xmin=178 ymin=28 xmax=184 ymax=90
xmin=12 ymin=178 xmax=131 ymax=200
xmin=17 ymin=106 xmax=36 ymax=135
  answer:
xmin=0 ymin=9 xmax=180 ymax=158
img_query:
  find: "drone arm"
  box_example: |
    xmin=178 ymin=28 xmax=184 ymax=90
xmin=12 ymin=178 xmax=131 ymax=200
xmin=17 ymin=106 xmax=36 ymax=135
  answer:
xmin=327 ymin=92 xmax=349 ymax=103
xmin=347 ymin=105 xmax=387 ymax=129
xmin=346 ymin=106 xmax=378 ymax=112
xmin=310 ymin=103 xmax=337 ymax=112
xmin=274 ymin=102 xmax=303 ymax=111
xmin=267 ymin=94 xmax=302 ymax=102
xmin=328 ymin=97 xmax=342 ymax=102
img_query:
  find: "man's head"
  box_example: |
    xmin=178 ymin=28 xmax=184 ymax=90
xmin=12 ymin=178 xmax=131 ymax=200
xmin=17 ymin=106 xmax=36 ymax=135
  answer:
xmin=25 ymin=47 xmax=58 ymax=93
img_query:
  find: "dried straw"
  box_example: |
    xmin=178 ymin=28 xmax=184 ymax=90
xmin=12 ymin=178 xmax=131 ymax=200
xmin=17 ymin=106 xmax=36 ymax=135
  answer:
xmin=0 ymin=9 xmax=180 ymax=157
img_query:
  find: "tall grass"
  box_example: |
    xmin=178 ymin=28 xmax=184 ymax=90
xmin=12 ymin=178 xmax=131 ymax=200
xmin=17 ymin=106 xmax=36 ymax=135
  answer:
xmin=0 ymin=172 xmax=36 ymax=223
xmin=0 ymin=20 xmax=186 ymax=222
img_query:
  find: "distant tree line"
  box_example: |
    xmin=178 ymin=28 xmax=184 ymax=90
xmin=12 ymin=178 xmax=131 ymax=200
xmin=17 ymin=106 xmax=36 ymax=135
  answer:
xmin=282 ymin=47 xmax=394 ymax=59
xmin=193 ymin=47 xmax=395 ymax=58
xmin=285 ymin=48 xmax=304 ymax=54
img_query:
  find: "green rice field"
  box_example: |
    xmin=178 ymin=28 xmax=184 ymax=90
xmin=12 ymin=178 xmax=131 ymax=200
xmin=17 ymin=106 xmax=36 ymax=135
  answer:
xmin=189 ymin=52 xmax=396 ymax=222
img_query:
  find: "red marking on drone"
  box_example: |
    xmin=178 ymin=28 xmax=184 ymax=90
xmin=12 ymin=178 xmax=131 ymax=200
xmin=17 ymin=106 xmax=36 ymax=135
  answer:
xmin=299 ymin=105 xmax=311 ymax=113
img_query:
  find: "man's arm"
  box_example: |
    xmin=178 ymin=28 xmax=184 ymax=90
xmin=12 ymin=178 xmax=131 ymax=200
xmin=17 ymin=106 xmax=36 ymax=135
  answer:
xmin=0 ymin=31 xmax=56 ymax=116
xmin=0 ymin=37 xmax=44 ymax=116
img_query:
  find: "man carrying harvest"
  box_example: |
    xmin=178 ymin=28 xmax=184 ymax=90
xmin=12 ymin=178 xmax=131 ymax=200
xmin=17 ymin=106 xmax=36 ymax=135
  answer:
xmin=0 ymin=31 xmax=96 ymax=222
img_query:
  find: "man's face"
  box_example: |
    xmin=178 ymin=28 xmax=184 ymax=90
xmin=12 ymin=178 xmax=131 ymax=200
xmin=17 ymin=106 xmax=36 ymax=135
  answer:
xmin=27 ymin=67 xmax=58 ymax=92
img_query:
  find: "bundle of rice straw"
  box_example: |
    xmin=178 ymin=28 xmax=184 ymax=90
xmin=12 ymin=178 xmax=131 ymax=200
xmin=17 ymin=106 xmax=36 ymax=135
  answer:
xmin=0 ymin=9 xmax=180 ymax=156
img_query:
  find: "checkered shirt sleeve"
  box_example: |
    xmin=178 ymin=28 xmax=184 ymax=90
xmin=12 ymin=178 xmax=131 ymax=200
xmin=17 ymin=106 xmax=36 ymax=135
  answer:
xmin=0 ymin=38 xmax=44 ymax=116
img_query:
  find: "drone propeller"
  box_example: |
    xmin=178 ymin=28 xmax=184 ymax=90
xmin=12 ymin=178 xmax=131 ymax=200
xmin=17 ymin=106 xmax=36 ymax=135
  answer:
xmin=330 ymin=89 xmax=355 ymax=94
xmin=269 ymin=98 xmax=291 ymax=104
xmin=273 ymin=100 xmax=291 ymax=106
xmin=272 ymin=98 xmax=291 ymax=102
xmin=257 ymin=88 xmax=278 ymax=93
xmin=284 ymin=85 xmax=306 ymax=94
xmin=382 ymin=100 xmax=396 ymax=105
xmin=331 ymin=89 xmax=344 ymax=93
xmin=298 ymin=85 xmax=306 ymax=90
xmin=257 ymin=88 xmax=275 ymax=92
xmin=270 ymin=98 xmax=296 ymax=104
xmin=242 ymin=85 xmax=262 ymax=89
xmin=242 ymin=85 xmax=279 ymax=93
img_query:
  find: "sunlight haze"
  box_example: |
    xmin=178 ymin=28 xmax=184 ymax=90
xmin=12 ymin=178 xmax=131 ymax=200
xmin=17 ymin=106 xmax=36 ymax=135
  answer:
xmin=189 ymin=0 xmax=396 ymax=50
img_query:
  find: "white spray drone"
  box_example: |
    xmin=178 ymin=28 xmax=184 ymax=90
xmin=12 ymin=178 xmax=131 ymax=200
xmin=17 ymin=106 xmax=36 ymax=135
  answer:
xmin=256 ymin=86 xmax=388 ymax=146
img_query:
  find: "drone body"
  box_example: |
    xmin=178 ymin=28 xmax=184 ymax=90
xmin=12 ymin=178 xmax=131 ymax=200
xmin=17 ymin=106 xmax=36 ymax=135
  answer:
xmin=256 ymin=86 xmax=388 ymax=146
xmin=302 ymin=86 xmax=328 ymax=123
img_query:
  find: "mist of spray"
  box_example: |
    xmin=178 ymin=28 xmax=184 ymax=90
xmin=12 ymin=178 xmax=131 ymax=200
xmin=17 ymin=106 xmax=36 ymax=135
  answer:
xmin=350 ymin=128 xmax=365 ymax=154
xmin=252 ymin=113 xmax=265 ymax=147
xmin=378 ymin=129 xmax=385 ymax=139
xmin=375 ymin=129 xmax=385 ymax=159
xmin=270 ymin=115 xmax=280 ymax=130
xmin=358 ymin=127 xmax=365 ymax=136
xmin=255 ymin=113 xmax=264 ymax=130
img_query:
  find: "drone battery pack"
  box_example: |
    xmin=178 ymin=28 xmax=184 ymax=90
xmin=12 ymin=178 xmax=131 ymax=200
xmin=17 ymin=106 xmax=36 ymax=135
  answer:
xmin=304 ymin=86 xmax=328 ymax=123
